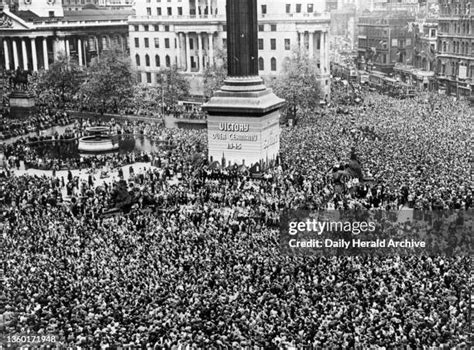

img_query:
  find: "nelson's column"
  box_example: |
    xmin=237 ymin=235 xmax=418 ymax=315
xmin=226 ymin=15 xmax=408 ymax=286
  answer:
xmin=202 ymin=0 xmax=285 ymax=168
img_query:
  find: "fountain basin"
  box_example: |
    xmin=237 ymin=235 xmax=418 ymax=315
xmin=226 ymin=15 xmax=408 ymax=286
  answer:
xmin=78 ymin=135 xmax=119 ymax=152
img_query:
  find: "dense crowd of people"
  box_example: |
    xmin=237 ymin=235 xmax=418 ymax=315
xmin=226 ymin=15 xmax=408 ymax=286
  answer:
xmin=0 ymin=89 xmax=471 ymax=347
xmin=2 ymin=120 xmax=195 ymax=171
xmin=0 ymin=109 xmax=70 ymax=140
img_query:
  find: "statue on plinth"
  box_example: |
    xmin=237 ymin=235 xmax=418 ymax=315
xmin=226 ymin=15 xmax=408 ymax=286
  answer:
xmin=9 ymin=67 xmax=31 ymax=91
xmin=8 ymin=67 xmax=35 ymax=119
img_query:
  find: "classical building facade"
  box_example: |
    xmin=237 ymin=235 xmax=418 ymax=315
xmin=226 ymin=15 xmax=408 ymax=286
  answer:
xmin=129 ymin=0 xmax=331 ymax=98
xmin=0 ymin=2 xmax=130 ymax=72
xmin=436 ymin=0 xmax=473 ymax=97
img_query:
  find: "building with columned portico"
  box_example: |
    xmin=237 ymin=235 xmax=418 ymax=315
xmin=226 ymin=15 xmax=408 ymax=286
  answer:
xmin=129 ymin=0 xmax=331 ymax=99
xmin=0 ymin=0 xmax=130 ymax=73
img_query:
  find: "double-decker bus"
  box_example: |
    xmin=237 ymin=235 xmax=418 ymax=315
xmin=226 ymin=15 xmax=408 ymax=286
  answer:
xmin=332 ymin=63 xmax=358 ymax=82
xmin=358 ymin=70 xmax=369 ymax=84
xmin=368 ymin=71 xmax=387 ymax=90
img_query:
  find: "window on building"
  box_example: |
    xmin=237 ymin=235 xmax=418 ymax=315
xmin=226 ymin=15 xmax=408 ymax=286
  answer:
xmin=146 ymin=8 xmax=151 ymax=15
xmin=154 ymin=38 xmax=160 ymax=48
xmin=154 ymin=25 xmax=159 ymax=31
xmin=165 ymin=38 xmax=170 ymax=48
xmin=258 ymin=24 xmax=264 ymax=32
xmin=271 ymin=24 xmax=277 ymax=31
xmin=146 ymin=72 xmax=151 ymax=83
xmin=284 ymin=38 xmax=290 ymax=50
xmin=144 ymin=38 xmax=149 ymax=48
xmin=137 ymin=72 xmax=142 ymax=83
xmin=134 ymin=25 xmax=139 ymax=31
xmin=286 ymin=4 xmax=291 ymax=13
xmin=155 ymin=55 xmax=160 ymax=66
xmin=49 ymin=11 xmax=55 ymax=17
xmin=135 ymin=54 xmax=140 ymax=66
xmin=165 ymin=55 xmax=171 ymax=67
xmin=261 ymin=4 xmax=267 ymax=14
xmin=145 ymin=54 xmax=150 ymax=66
xmin=157 ymin=7 xmax=162 ymax=15
xmin=270 ymin=38 xmax=276 ymax=50
xmin=317 ymin=36 xmax=320 ymax=49
xmin=167 ymin=7 xmax=172 ymax=15
xmin=258 ymin=38 xmax=264 ymax=50
xmin=164 ymin=25 xmax=170 ymax=31
xmin=175 ymin=39 xmax=177 ymax=48
xmin=307 ymin=4 xmax=313 ymax=12
xmin=178 ymin=7 xmax=182 ymax=15
xmin=190 ymin=38 xmax=194 ymax=50
xmin=296 ymin=4 xmax=301 ymax=13
xmin=134 ymin=38 xmax=139 ymax=48
xmin=258 ymin=57 xmax=264 ymax=70
xmin=270 ymin=57 xmax=277 ymax=71
xmin=144 ymin=24 xmax=149 ymax=31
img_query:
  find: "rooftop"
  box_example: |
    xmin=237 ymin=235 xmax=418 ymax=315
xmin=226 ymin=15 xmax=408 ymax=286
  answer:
xmin=62 ymin=9 xmax=133 ymax=21
xmin=14 ymin=10 xmax=42 ymax=22
xmin=13 ymin=9 xmax=133 ymax=23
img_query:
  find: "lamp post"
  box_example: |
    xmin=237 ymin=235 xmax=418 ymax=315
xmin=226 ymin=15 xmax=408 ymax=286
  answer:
xmin=159 ymin=71 xmax=166 ymax=117
xmin=161 ymin=79 xmax=164 ymax=117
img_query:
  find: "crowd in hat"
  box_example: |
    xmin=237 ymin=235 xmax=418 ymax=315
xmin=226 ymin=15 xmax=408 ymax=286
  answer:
xmin=0 ymin=89 xmax=471 ymax=348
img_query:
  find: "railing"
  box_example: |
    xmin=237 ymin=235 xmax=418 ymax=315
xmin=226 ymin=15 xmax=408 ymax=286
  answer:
xmin=132 ymin=14 xmax=225 ymax=21
xmin=131 ymin=12 xmax=330 ymax=21
xmin=33 ymin=19 xmax=128 ymax=26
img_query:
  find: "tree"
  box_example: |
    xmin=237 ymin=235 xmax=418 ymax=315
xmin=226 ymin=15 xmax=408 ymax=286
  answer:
xmin=28 ymin=53 xmax=82 ymax=108
xmin=156 ymin=65 xmax=190 ymax=110
xmin=269 ymin=49 xmax=323 ymax=122
xmin=80 ymin=46 xmax=135 ymax=114
xmin=130 ymin=84 xmax=161 ymax=116
xmin=203 ymin=49 xmax=227 ymax=100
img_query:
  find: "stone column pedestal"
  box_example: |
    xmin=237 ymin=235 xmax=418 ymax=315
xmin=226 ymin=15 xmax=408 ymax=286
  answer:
xmin=9 ymin=91 xmax=36 ymax=119
xmin=203 ymin=76 xmax=284 ymax=168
